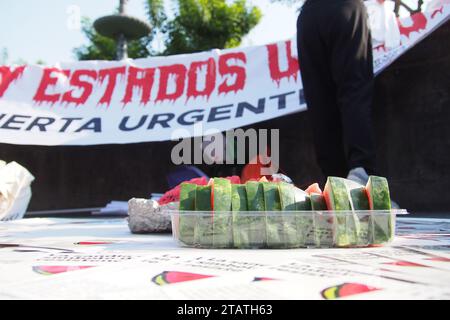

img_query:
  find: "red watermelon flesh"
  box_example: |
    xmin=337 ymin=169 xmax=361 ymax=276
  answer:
xmin=158 ymin=177 xmax=208 ymax=205
xmin=157 ymin=188 xmax=178 ymax=205
xmin=305 ymin=183 xmax=322 ymax=195
xmin=226 ymin=176 xmax=241 ymax=184
xmin=158 ymin=176 xmax=240 ymax=206
xmin=210 ymin=178 xmax=214 ymax=211
xmin=241 ymin=162 xmax=265 ymax=183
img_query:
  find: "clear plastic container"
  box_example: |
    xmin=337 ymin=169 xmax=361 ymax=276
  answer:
xmin=170 ymin=210 xmax=408 ymax=249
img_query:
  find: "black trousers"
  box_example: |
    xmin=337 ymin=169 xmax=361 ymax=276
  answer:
xmin=297 ymin=0 xmax=376 ymax=178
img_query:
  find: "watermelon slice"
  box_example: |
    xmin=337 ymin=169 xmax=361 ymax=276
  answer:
xmin=293 ymin=186 xmax=314 ymax=247
xmin=212 ymin=178 xmax=233 ymax=248
xmin=231 ymin=184 xmax=248 ymax=211
xmin=323 ymin=177 xmax=352 ymax=211
xmin=157 ymin=188 xmax=178 ymax=206
xmin=311 ymin=193 xmax=327 ymax=210
xmin=159 ymin=176 xmax=208 ymax=205
xmin=323 ymin=177 xmax=359 ymax=247
xmin=278 ymin=182 xmax=296 ymax=211
xmin=195 ymin=185 xmax=212 ymax=211
xmin=231 ymin=184 xmax=250 ymax=248
xmin=159 ymin=176 xmax=239 ymax=206
xmin=246 ymin=181 xmax=265 ymax=211
xmin=178 ymin=183 xmax=197 ymax=245
xmin=263 ymin=182 xmax=284 ymax=248
xmin=194 ymin=185 xmax=213 ymax=247
xmin=335 ymin=178 xmax=367 ymax=246
xmin=349 ymin=185 xmax=370 ymax=246
xmin=278 ymin=183 xmax=301 ymax=248
xmin=245 ymin=181 xmax=266 ymax=247
xmin=350 ymin=186 xmax=370 ymax=210
xmin=366 ymin=176 xmax=393 ymax=244
xmin=295 ymin=189 xmax=312 ymax=211
xmin=226 ymin=175 xmax=241 ymax=184
xmin=366 ymin=176 xmax=391 ymax=210
xmin=305 ymin=183 xmax=322 ymax=195
xmin=311 ymin=193 xmax=333 ymax=247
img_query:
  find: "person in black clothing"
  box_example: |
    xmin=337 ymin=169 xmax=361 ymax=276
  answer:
xmin=297 ymin=0 xmax=375 ymax=185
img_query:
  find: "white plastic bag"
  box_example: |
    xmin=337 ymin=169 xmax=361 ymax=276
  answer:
xmin=0 ymin=161 xmax=35 ymax=221
xmin=366 ymin=0 xmax=401 ymax=49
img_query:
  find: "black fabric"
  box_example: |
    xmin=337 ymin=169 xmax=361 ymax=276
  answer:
xmin=297 ymin=0 xmax=376 ymax=178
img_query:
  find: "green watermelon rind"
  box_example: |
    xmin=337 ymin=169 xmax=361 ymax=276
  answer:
xmin=244 ymin=181 xmax=266 ymax=248
xmin=311 ymin=193 xmax=333 ymax=247
xmin=278 ymin=182 xmax=297 ymax=211
xmin=178 ymin=183 xmax=197 ymax=245
xmin=349 ymin=186 xmax=370 ymax=246
xmin=195 ymin=185 xmax=212 ymax=211
xmin=212 ymin=178 xmax=233 ymax=248
xmin=366 ymin=176 xmax=393 ymax=244
xmin=231 ymin=184 xmax=250 ymax=248
xmin=350 ymin=187 xmax=370 ymax=210
xmin=264 ymin=182 xmax=292 ymax=249
xmin=293 ymin=186 xmax=314 ymax=247
xmin=278 ymin=183 xmax=301 ymax=248
xmin=324 ymin=177 xmax=360 ymax=247
xmin=311 ymin=193 xmax=328 ymax=211
xmin=194 ymin=185 xmax=213 ymax=247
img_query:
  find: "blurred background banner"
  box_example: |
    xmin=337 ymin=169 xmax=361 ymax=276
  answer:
xmin=0 ymin=39 xmax=303 ymax=145
xmin=0 ymin=4 xmax=448 ymax=146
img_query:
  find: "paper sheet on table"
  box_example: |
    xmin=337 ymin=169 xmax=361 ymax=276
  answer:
xmin=0 ymin=250 xmax=301 ymax=299
xmin=0 ymin=217 xmax=449 ymax=299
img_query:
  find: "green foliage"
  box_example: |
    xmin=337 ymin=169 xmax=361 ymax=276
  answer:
xmin=163 ymin=0 xmax=261 ymax=55
xmin=145 ymin=0 xmax=167 ymax=30
xmin=74 ymin=0 xmax=261 ymax=60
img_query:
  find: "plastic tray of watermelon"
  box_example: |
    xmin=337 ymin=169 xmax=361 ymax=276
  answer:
xmin=170 ymin=209 xmax=408 ymax=249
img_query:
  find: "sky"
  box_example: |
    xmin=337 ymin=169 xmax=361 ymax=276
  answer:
xmin=0 ymin=0 xmax=429 ymax=65
xmin=0 ymin=0 xmax=302 ymax=65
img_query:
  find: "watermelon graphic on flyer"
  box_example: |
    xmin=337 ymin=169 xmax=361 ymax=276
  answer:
xmin=151 ymin=271 xmax=215 ymax=286
xmin=321 ymin=283 xmax=380 ymax=300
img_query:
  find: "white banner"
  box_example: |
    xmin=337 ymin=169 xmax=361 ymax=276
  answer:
xmin=0 ymin=4 xmax=448 ymax=146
